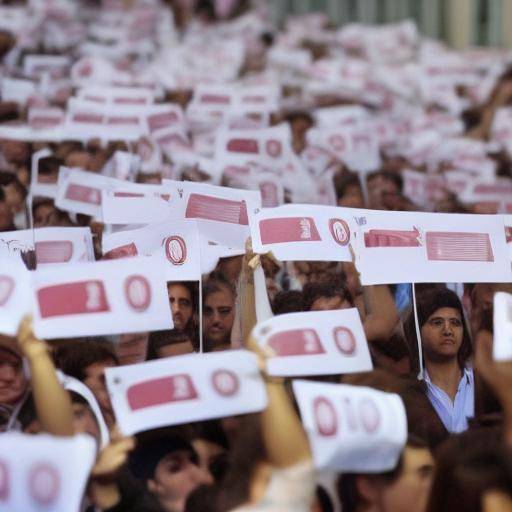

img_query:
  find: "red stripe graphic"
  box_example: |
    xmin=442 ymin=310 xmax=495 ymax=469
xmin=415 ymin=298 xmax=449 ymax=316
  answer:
xmin=426 ymin=232 xmax=494 ymax=262
xmin=259 ymin=217 xmax=322 ymax=244
xmin=37 ymin=280 xmax=110 ymax=318
xmin=267 ymin=329 xmax=325 ymax=356
xmin=364 ymin=228 xmax=420 ymax=247
xmin=35 ymin=241 xmax=73 ymax=264
xmin=148 ymin=112 xmax=178 ymax=132
xmin=127 ymin=374 xmax=198 ymax=410
xmin=185 ymin=194 xmax=249 ymax=225
xmin=226 ymin=138 xmax=259 ymax=154
xmin=104 ymin=243 xmax=138 ymax=259
xmin=199 ymin=94 xmax=231 ymax=104
xmin=65 ymin=184 xmax=102 ymax=205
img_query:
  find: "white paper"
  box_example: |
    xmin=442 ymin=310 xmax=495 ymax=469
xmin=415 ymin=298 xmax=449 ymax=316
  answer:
xmin=0 ymin=433 xmax=96 ymax=512
xmin=0 ymin=259 xmax=31 ymax=336
xmin=102 ymin=219 xmax=201 ymax=281
xmin=106 ymin=350 xmax=267 ymax=435
xmin=252 ymin=309 xmax=372 ymax=377
xmin=356 ymin=210 xmax=511 ymax=284
xmin=250 ymin=204 xmax=355 ymax=262
xmin=293 ymin=380 xmax=407 ymax=472
xmin=32 ymin=256 xmax=172 ymax=339
xmin=493 ymin=292 xmax=512 ymax=361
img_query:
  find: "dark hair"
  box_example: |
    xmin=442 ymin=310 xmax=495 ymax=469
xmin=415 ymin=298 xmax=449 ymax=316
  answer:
xmin=147 ymin=329 xmax=196 ymax=359
xmin=367 ymin=170 xmax=404 ymax=193
xmin=334 ymin=172 xmax=362 ymax=201
xmin=337 ymin=435 xmax=429 ymax=512
xmin=404 ymin=287 xmax=472 ymax=375
xmin=53 ymin=338 xmax=119 ymax=381
xmin=167 ymin=281 xmax=199 ymax=313
xmin=202 ymin=272 xmax=237 ymax=303
xmin=426 ymin=428 xmax=512 ymax=512
xmin=303 ymin=279 xmax=354 ymax=311
xmin=272 ymin=290 xmax=305 ymax=315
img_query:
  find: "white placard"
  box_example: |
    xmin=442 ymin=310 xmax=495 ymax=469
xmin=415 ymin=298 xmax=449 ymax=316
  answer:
xmin=252 ymin=309 xmax=372 ymax=377
xmin=0 ymin=227 xmax=95 ymax=266
xmin=356 ymin=210 xmax=511 ymax=284
xmin=102 ymin=219 xmax=201 ymax=281
xmin=32 ymin=256 xmax=172 ymax=339
xmin=0 ymin=259 xmax=31 ymax=336
xmin=293 ymin=380 xmax=407 ymax=472
xmin=493 ymin=292 xmax=512 ymax=361
xmin=250 ymin=204 xmax=355 ymax=262
xmin=0 ymin=433 xmax=95 ymax=512
xmin=30 ymin=148 xmax=56 ymax=199
xmin=163 ymin=179 xmax=261 ymax=248
xmin=106 ymin=350 xmax=267 ymax=435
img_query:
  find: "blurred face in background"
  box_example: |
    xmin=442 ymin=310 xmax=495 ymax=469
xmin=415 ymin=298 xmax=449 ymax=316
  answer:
xmin=0 ymin=348 xmax=26 ymax=406
xmin=168 ymin=283 xmax=193 ymax=332
xmin=116 ymin=332 xmax=149 ymax=365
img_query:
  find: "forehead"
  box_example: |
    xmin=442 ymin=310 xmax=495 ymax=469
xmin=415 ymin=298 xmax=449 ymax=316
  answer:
xmin=205 ymin=288 xmax=234 ymax=307
xmin=0 ymin=347 xmax=21 ymax=366
xmin=156 ymin=449 xmax=193 ymax=470
xmin=402 ymin=446 xmax=434 ymax=471
xmin=168 ymin=283 xmax=191 ymax=300
xmin=85 ymin=360 xmax=116 ymax=377
xmin=427 ymin=307 xmax=461 ymax=320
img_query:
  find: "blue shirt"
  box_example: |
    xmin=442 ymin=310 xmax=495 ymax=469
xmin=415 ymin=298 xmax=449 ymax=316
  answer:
xmin=424 ymin=367 xmax=474 ymax=433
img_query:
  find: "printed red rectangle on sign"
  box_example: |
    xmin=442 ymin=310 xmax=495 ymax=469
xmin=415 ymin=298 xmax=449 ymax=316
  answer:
xmin=35 ymin=241 xmax=73 ymax=263
xmin=426 ymin=232 xmax=494 ymax=262
xmin=185 ymin=194 xmax=249 ymax=225
xmin=364 ymin=229 xmax=420 ymax=248
xmin=267 ymin=329 xmax=325 ymax=356
xmin=127 ymin=374 xmax=199 ymax=411
xmin=113 ymin=192 xmax=144 ymax=198
xmin=148 ymin=112 xmax=178 ymax=132
xmin=37 ymin=280 xmax=110 ymax=318
xmin=259 ymin=217 xmax=321 ymax=244
xmin=72 ymin=113 xmax=103 ymax=124
xmin=103 ymin=243 xmax=138 ymax=259
xmin=30 ymin=116 xmax=62 ymax=129
xmin=65 ymin=184 xmax=102 ymax=205
xmin=226 ymin=139 xmax=259 ymax=154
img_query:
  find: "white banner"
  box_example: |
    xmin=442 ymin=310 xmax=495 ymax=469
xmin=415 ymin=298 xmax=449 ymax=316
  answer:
xmin=32 ymin=256 xmax=172 ymax=339
xmin=252 ymin=309 xmax=372 ymax=377
xmin=293 ymin=380 xmax=407 ymax=472
xmin=0 ymin=259 xmax=31 ymax=336
xmin=106 ymin=350 xmax=267 ymax=435
xmin=0 ymin=433 xmax=96 ymax=512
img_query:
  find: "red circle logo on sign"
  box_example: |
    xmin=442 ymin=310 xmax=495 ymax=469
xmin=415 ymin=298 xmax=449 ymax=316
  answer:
xmin=333 ymin=327 xmax=356 ymax=355
xmin=164 ymin=236 xmax=187 ymax=265
xmin=125 ymin=275 xmax=151 ymax=312
xmin=211 ymin=370 xmax=240 ymax=397
xmin=328 ymin=134 xmax=346 ymax=152
xmin=314 ymin=396 xmax=338 ymax=437
xmin=329 ymin=219 xmax=350 ymax=246
xmin=0 ymin=460 xmax=9 ymax=502
xmin=0 ymin=276 xmax=14 ymax=307
xmin=359 ymin=398 xmax=381 ymax=433
xmin=266 ymin=140 xmax=282 ymax=158
xmin=29 ymin=463 xmax=60 ymax=505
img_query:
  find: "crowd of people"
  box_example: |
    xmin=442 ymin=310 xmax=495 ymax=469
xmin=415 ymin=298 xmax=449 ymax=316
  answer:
xmin=1 ymin=0 xmax=512 ymax=511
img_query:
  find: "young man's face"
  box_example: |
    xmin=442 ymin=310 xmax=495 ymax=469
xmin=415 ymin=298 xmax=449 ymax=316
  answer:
xmin=168 ymin=284 xmax=193 ymax=332
xmin=420 ymin=307 xmax=464 ymax=363
xmin=367 ymin=175 xmax=400 ymax=210
xmin=83 ymin=359 xmax=117 ymax=428
xmin=375 ymin=445 xmax=434 ymax=512
xmin=203 ymin=288 xmax=235 ymax=350
xmin=148 ymin=449 xmax=214 ymax=512
xmin=0 ymin=349 xmax=27 ymax=406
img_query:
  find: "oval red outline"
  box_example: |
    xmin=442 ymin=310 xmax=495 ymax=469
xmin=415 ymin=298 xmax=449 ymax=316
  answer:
xmin=333 ymin=327 xmax=357 ymax=356
xmin=358 ymin=397 xmax=381 ymax=434
xmin=265 ymin=139 xmax=282 ymax=158
xmin=329 ymin=219 xmax=350 ymax=246
xmin=28 ymin=463 xmax=60 ymax=505
xmin=313 ymin=396 xmax=338 ymax=437
xmin=0 ymin=459 xmax=9 ymax=502
xmin=164 ymin=236 xmax=187 ymax=265
xmin=124 ymin=275 xmax=151 ymax=312
xmin=211 ymin=369 xmax=240 ymax=397
xmin=0 ymin=276 xmax=15 ymax=307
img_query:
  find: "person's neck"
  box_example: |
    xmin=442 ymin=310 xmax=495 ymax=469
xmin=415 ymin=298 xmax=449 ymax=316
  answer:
xmin=425 ymin=358 xmax=462 ymax=402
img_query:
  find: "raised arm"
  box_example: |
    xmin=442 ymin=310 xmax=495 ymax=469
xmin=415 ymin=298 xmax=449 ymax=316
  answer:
xmin=17 ymin=316 xmax=74 ymax=436
xmin=363 ymin=284 xmax=400 ymax=342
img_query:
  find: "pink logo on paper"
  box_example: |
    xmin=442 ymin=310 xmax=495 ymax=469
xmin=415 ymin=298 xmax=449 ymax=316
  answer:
xmin=72 ymin=113 xmax=103 ymax=124
xmin=0 ymin=460 xmax=9 ymax=501
xmin=259 ymin=217 xmax=321 ymax=245
xmin=106 ymin=116 xmax=139 ymax=126
xmin=185 ymin=194 xmax=249 ymax=225
xmin=265 ymin=140 xmax=282 ymax=158
xmin=260 ymin=182 xmax=278 ymax=208
xmin=333 ymin=327 xmax=357 ymax=355
xmin=328 ymin=134 xmax=347 ymax=152
xmin=226 ymin=138 xmax=259 ymax=154
xmin=329 ymin=219 xmax=350 ymax=246
xmin=200 ymin=94 xmax=231 ymax=105
xmin=65 ymin=184 xmax=101 ymax=205
xmin=28 ymin=463 xmax=60 ymax=505
xmin=359 ymin=398 xmax=381 ymax=433
xmin=212 ymin=370 xmax=240 ymax=397
xmin=425 ymin=232 xmax=494 ymax=262
xmin=364 ymin=228 xmax=420 ymax=248
xmin=34 ymin=241 xmax=73 ymax=264
xmin=148 ymin=112 xmax=178 ymax=132
xmin=104 ymin=243 xmax=138 ymax=259
xmin=0 ymin=276 xmax=15 ymax=307
xmin=37 ymin=280 xmax=110 ymax=318
xmin=314 ymin=397 xmax=338 ymax=437
xmin=267 ymin=329 xmax=325 ymax=356
xmin=164 ymin=236 xmax=187 ymax=265
xmin=125 ymin=275 xmax=151 ymax=312
xmin=127 ymin=374 xmax=198 ymax=410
